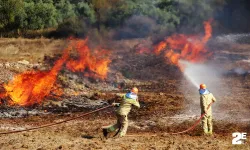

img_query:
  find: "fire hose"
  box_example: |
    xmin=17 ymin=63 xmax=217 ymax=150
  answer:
xmin=0 ymin=102 xmax=213 ymax=135
xmin=167 ymin=102 xmax=213 ymax=135
xmin=0 ymin=105 xmax=112 ymax=135
xmin=125 ymin=102 xmax=213 ymax=137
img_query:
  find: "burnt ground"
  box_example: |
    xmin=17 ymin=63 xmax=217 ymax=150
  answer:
xmin=0 ymin=38 xmax=249 ymax=149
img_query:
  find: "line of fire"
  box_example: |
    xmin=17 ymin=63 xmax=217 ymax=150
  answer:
xmin=0 ymin=1 xmax=249 ymax=149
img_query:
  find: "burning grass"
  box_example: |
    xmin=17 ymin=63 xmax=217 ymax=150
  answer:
xmin=66 ymin=38 xmax=111 ymax=80
xmin=0 ymin=32 xmax=250 ymax=149
xmin=0 ymin=18 xmax=249 ymax=149
xmin=137 ymin=20 xmax=213 ymax=69
xmin=0 ymin=44 xmax=71 ymax=106
xmin=0 ymin=38 xmax=112 ymax=107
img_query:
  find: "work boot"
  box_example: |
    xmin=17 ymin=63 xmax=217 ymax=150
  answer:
xmin=203 ymin=131 xmax=209 ymax=136
xmin=203 ymin=131 xmax=212 ymax=136
xmin=207 ymin=131 xmax=213 ymax=135
xmin=102 ymin=128 xmax=108 ymax=138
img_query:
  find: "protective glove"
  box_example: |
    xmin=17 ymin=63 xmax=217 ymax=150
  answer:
xmin=112 ymin=103 xmax=120 ymax=107
xmin=115 ymin=93 xmax=122 ymax=97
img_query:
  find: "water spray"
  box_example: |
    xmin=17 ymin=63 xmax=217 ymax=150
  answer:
xmin=179 ymin=60 xmax=222 ymax=92
xmin=179 ymin=60 xmax=200 ymax=89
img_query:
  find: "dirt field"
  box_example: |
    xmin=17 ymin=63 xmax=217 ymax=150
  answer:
xmin=0 ymin=113 xmax=249 ymax=150
xmin=0 ymin=37 xmax=249 ymax=150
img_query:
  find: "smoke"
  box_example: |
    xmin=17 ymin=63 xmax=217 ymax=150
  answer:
xmin=113 ymin=15 xmax=157 ymax=40
xmin=215 ymin=0 xmax=250 ymax=33
xmin=215 ymin=33 xmax=250 ymax=44
xmin=228 ymin=68 xmax=250 ymax=75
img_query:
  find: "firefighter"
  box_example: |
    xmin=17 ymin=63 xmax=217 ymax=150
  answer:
xmin=103 ymin=87 xmax=140 ymax=138
xmin=199 ymin=84 xmax=216 ymax=135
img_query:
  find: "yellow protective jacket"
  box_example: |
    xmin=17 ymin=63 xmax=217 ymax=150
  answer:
xmin=116 ymin=93 xmax=140 ymax=116
xmin=200 ymin=91 xmax=216 ymax=116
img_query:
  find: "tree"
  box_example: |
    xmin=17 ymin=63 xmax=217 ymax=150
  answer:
xmin=75 ymin=2 xmax=96 ymax=24
xmin=0 ymin=0 xmax=25 ymax=31
xmin=175 ymin=0 xmax=226 ymax=33
xmin=55 ymin=0 xmax=76 ymax=24
xmin=109 ymin=0 xmax=180 ymax=35
xmin=0 ymin=0 xmax=231 ymax=37
xmin=91 ymin=0 xmax=120 ymax=30
xmin=21 ymin=0 xmax=57 ymax=30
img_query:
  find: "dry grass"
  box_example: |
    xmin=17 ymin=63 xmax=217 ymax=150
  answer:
xmin=0 ymin=38 xmax=249 ymax=149
xmin=0 ymin=38 xmax=67 ymax=62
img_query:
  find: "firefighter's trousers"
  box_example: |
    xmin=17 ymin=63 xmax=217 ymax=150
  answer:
xmin=106 ymin=114 xmax=128 ymax=137
xmin=202 ymin=115 xmax=213 ymax=134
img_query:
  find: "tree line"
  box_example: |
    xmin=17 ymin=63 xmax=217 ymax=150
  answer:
xmin=0 ymin=0 xmax=230 ymax=38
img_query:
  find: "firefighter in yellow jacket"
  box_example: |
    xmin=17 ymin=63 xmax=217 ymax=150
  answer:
xmin=199 ymin=84 xmax=216 ymax=135
xmin=103 ymin=87 xmax=140 ymax=138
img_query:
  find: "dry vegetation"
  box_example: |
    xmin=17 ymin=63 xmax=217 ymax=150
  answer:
xmin=0 ymin=38 xmax=66 ymax=62
xmin=0 ymin=38 xmax=249 ymax=149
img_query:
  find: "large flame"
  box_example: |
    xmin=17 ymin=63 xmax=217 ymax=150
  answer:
xmin=66 ymin=39 xmax=111 ymax=80
xmin=153 ymin=20 xmax=212 ymax=68
xmin=1 ymin=46 xmax=72 ymax=106
xmin=0 ymin=38 xmax=112 ymax=106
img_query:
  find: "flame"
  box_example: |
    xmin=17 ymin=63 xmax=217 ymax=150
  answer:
xmin=66 ymin=39 xmax=111 ymax=80
xmin=72 ymin=91 xmax=80 ymax=96
xmin=0 ymin=38 xmax=112 ymax=106
xmin=153 ymin=20 xmax=212 ymax=68
xmin=154 ymin=41 xmax=167 ymax=55
xmin=0 ymin=92 xmax=5 ymax=104
xmin=1 ymin=46 xmax=72 ymax=106
xmin=135 ymin=43 xmax=151 ymax=54
xmin=136 ymin=47 xmax=151 ymax=54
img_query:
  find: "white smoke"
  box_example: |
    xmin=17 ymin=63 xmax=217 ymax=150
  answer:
xmin=215 ymin=33 xmax=250 ymax=43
